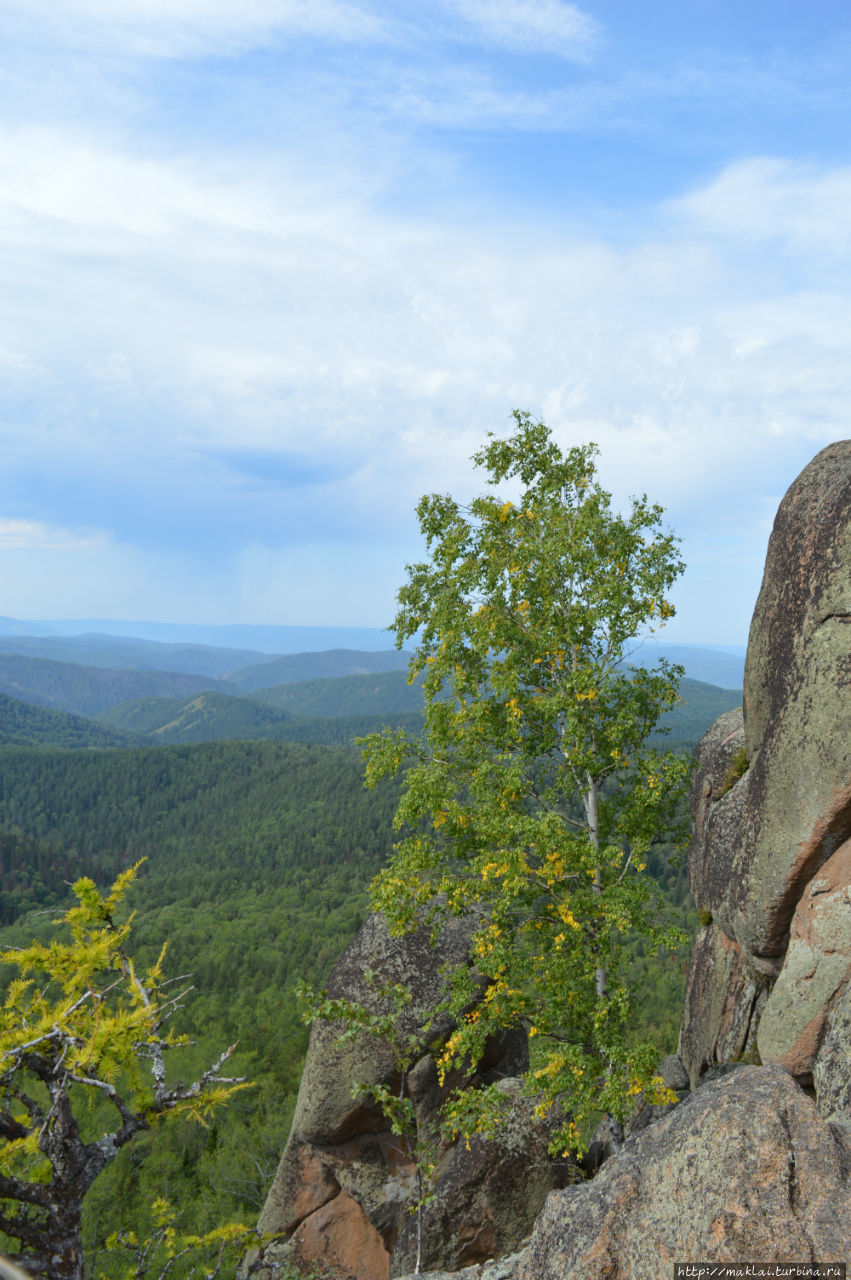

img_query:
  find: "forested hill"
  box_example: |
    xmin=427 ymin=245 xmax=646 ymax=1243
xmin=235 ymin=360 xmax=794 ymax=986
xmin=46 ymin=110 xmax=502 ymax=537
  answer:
xmin=96 ymin=674 xmax=741 ymax=748
xmin=228 ymin=647 xmax=411 ymax=690
xmin=0 ymin=636 xmax=742 ymax=1258
xmin=0 ymin=660 xmax=737 ymax=1256
xmin=0 ymin=652 xmax=223 ymax=717
xmin=0 ymin=691 xmax=140 ymax=749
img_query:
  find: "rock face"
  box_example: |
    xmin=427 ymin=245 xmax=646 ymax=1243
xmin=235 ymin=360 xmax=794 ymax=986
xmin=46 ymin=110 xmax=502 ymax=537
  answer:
xmin=814 ymin=981 xmax=851 ymax=1125
xmin=256 ymin=912 xmax=567 ymax=1280
xmin=519 ymin=1067 xmax=851 ymax=1280
xmin=757 ymin=838 xmax=851 ymax=1078
xmin=681 ymin=441 xmax=851 ymax=1087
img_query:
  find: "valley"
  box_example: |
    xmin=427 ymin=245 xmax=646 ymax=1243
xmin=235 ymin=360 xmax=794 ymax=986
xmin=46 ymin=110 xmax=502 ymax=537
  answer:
xmin=0 ymin=624 xmax=743 ymax=1264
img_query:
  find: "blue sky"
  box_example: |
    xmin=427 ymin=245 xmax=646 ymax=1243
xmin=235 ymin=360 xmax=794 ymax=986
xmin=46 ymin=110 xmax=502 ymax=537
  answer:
xmin=0 ymin=1 xmax=849 ymax=643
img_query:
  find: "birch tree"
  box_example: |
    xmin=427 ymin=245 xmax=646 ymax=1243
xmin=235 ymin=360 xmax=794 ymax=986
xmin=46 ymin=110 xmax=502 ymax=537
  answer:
xmin=361 ymin=412 xmax=689 ymax=1153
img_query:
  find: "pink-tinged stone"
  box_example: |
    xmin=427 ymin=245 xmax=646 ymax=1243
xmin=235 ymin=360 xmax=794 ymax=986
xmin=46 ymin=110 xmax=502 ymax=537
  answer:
xmin=290 ymin=1190 xmax=390 ymax=1280
xmin=519 ymin=1067 xmax=851 ymax=1280
xmin=757 ymin=839 xmax=851 ymax=1078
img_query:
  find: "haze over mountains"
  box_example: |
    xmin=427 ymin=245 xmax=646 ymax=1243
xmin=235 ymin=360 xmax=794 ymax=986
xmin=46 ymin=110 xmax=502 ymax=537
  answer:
xmin=0 ymin=619 xmax=745 ymax=754
xmin=0 ymin=616 xmax=746 ymax=685
xmin=0 ymin=616 xmax=394 ymax=654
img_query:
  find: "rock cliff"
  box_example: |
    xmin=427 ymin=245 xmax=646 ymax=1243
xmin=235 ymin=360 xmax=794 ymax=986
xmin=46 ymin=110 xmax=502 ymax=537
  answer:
xmin=255 ymin=912 xmax=572 ymax=1279
xmin=258 ymin=442 xmax=851 ymax=1278
xmin=682 ymin=441 xmax=851 ymax=1088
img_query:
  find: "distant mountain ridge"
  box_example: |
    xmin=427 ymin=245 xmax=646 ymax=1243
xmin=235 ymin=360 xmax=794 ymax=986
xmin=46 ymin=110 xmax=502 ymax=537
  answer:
xmin=98 ymin=675 xmax=741 ymax=749
xmin=0 ymin=653 xmax=223 ymax=718
xmin=0 ymin=634 xmax=268 ymax=678
xmin=0 ymin=618 xmax=745 ymax=684
xmin=0 ymin=616 xmax=392 ymax=653
xmin=0 ymin=621 xmax=745 ymax=752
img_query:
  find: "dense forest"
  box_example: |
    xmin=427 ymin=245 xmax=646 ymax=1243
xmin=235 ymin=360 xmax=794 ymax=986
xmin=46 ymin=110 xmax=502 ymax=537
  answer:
xmin=0 ymin=692 xmax=140 ymax=749
xmin=0 ymin=738 xmax=399 ymax=1257
xmin=0 ymin=636 xmax=742 ymax=1271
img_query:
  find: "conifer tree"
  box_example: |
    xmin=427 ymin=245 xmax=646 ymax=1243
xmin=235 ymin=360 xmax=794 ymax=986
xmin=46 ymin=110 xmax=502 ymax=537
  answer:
xmin=0 ymin=865 xmax=249 ymax=1280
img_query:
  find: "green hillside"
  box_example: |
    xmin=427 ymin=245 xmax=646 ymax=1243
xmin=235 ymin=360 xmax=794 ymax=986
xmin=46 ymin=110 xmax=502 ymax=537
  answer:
xmin=253 ymin=668 xmax=425 ymax=716
xmin=0 ymin=691 xmax=139 ymax=749
xmin=97 ymin=674 xmax=740 ymax=750
xmin=97 ymin=689 xmax=291 ymax=739
xmin=98 ymin=688 xmax=424 ymax=746
xmin=654 ymin=677 xmax=741 ymax=743
xmin=229 ymin=647 xmax=411 ymax=691
xmin=257 ymin=671 xmax=741 ymax=737
xmin=0 ymin=652 xmax=224 ymax=716
xmin=0 ymin=665 xmax=740 ymax=1261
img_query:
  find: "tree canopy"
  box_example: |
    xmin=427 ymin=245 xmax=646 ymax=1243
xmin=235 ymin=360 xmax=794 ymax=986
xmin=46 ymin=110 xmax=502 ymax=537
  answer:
xmin=361 ymin=412 xmax=690 ymax=1152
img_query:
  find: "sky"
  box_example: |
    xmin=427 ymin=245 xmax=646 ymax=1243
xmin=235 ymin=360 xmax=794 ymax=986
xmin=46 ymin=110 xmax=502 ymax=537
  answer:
xmin=0 ymin=1 xmax=850 ymax=644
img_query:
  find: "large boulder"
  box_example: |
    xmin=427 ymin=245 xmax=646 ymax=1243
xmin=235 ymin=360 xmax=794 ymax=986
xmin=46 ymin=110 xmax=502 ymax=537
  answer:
xmin=678 ymin=923 xmax=773 ymax=1088
xmin=518 ymin=1066 xmax=851 ymax=1279
xmin=255 ymin=912 xmax=566 ymax=1280
xmin=735 ymin=441 xmax=851 ymax=957
xmin=680 ymin=441 xmax=851 ymax=1088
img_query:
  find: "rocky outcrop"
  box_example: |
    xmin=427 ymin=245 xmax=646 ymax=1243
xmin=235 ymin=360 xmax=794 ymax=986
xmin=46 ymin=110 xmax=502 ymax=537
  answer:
xmin=393 ymin=1081 xmax=571 ymax=1276
xmin=678 ymin=922 xmax=773 ymax=1086
xmin=681 ymin=441 xmax=851 ymax=1086
xmin=519 ymin=1067 xmax=851 ymax=1279
xmin=740 ymin=442 xmax=851 ymax=957
xmin=256 ymin=912 xmax=568 ymax=1280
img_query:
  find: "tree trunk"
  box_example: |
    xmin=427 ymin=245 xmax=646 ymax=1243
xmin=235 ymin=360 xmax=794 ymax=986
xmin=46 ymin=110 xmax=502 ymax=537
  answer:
xmin=585 ymin=774 xmax=607 ymax=1001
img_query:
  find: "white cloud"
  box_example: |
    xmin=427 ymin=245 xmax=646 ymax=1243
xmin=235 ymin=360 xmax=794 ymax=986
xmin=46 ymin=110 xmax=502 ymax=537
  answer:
xmin=673 ymin=158 xmax=851 ymax=257
xmin=0 ymin=0 xmax=383 ymax=58
xmin=0 ymin=519 xmax=104 ymax=552
xmin=0 ymin=123 xmax=849 ymax=638
xmin=0 ymin=127 xmax=294 ymax=238
xmin=441 ymin=0 xmax=597 ymax=58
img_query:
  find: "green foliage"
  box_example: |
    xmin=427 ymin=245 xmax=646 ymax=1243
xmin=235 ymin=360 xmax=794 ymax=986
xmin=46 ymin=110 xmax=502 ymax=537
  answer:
xmin=99 ymin=1196 xmax=261 ymax=1280
xmin=718 ymin=744 xmax=749 ymax=796
xmin=361 ymin=413 xmax=691 ymax=1154
xmin=0 ymin=866 xmax=249 ymax=1280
